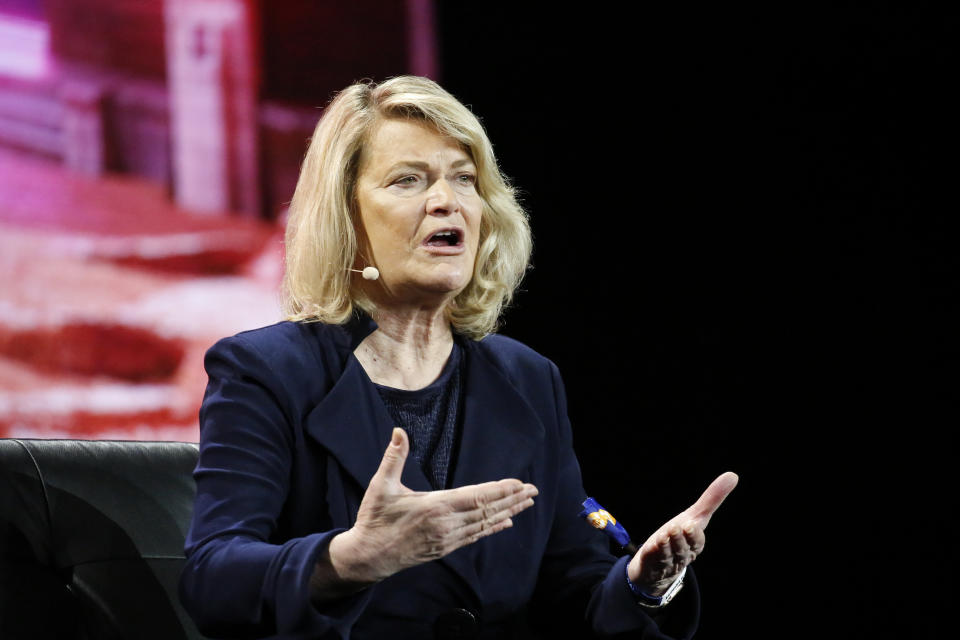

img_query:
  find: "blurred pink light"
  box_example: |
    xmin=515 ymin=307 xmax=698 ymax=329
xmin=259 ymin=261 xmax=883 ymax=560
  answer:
xmin=0 ymin=14 xmax=50 ymax=79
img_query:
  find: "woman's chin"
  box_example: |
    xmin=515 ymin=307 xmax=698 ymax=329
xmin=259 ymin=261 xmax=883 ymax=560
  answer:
xmin=417 ymin=278 xmax=469 ymax=301
xmin=381 ymin=276 xmax=469 ymax=306
xmin=414 ymin=264 xmax=472 ymax=293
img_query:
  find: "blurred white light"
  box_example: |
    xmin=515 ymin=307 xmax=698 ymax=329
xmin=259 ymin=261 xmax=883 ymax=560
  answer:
xmin=0 ymin=15 xmax=50 ymax=79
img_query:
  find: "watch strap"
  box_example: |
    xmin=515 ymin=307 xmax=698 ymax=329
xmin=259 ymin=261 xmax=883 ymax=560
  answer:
xmin=626 ymin=563 xmax=686 ymax=609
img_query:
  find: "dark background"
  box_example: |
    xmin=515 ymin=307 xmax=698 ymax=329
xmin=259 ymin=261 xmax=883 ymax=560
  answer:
xmin=439 ymin=5 xmax=956 ymax=638
xmin=1 ymin=1 xmax=952 ymax=636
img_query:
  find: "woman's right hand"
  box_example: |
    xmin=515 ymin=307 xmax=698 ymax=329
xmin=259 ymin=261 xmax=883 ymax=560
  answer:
xmin=325 ymin=428 xmax=538 ymax=587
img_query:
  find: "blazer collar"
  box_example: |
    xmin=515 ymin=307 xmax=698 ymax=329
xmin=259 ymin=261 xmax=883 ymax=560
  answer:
xmin=306 ymin=325 xmax=545 ymax=490
xmin=343 ymin=308 xmax=379 ymax=352
xmin=449 ymin=339 xmax=546 ymax=487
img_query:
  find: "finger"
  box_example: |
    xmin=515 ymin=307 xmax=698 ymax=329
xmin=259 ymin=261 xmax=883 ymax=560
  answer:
xmin=443 ymin=479 xmax=536 ymax=512
xmin=686 ymin=471 xmax=738 ymax=529
xmin=641 ymin=529 xmax=674 ymax=566
xmin=682 ymin=521 xmax=706 ymax=556
xmin=370 ymin=428 xmax=409 ymax=488
xmin=455 ymin=484 xmax=537 ymax=525
xmin=466 ymin=516 xmax=514 ymax=545
xmin=455 ymin=493 xmax=536 ymax=537
xmin=433 ymin=514 xmax=518 ymax=558
xmin=457 ymin=502 xmax=521 ymax=541
xmin=668 ymin=526 xmax=693 ymax=568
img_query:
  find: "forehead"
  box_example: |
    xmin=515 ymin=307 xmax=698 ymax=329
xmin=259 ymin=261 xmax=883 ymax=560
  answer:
xmin=360 ymin=118 xmax=472 ymax=173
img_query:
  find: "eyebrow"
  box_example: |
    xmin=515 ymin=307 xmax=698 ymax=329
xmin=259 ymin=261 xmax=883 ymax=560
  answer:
xmin=385 ymin=158 xmax=475 ymax=174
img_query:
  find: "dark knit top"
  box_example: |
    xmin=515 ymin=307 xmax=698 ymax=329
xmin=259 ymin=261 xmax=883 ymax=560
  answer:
xmin=374 ymin=343 xmax=463 ymax=490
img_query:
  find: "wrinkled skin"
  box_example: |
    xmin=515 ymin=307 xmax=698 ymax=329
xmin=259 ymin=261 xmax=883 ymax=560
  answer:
xmin=628 ymin=472 xmax=739 ymax=595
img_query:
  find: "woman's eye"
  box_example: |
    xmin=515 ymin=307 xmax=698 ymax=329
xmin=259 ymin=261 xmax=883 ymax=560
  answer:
xmin=393 ymin=175 xmax=418 ymax=186
xmin=456 ymin=173 xmax=476 ymax=186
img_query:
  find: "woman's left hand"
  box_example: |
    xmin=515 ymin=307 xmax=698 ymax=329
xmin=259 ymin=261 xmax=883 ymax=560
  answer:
xmin=627 ymin=471 xmax=739 ymax=596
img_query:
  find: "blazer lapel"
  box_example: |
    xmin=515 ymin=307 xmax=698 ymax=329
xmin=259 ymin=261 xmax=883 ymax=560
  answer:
xmin=450 ymin=340 xmax=545 ymax=488
xmin=304 ymin=355 xmax=434 ymax=494
xmin=435 ymin=339 xmax=546 ymax=599
xmin=303 ymin=311 xmax=433 ymax=494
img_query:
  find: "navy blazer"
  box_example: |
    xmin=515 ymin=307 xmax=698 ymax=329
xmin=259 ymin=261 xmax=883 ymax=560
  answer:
xmin=179 ymin=314 xmax=700 ymax=639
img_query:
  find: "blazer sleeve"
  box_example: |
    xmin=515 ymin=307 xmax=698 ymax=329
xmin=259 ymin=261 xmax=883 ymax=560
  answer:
xmin=534 ymin=360 xmax=700 ymax=639
xmin=178 ymin=335 xmax=372 ymax=639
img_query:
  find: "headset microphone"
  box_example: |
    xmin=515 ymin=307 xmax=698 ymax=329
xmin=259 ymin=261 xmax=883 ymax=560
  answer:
xmin=350 ymin=266 xmax=380 ymax=281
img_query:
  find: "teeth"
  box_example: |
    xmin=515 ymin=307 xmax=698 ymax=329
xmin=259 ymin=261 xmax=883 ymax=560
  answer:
xmin=428 ymin=230 xmax=459 ymax=246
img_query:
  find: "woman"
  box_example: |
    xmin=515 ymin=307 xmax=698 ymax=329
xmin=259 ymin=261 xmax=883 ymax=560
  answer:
xmin=179 ymin=76 xmax=737 ymax=639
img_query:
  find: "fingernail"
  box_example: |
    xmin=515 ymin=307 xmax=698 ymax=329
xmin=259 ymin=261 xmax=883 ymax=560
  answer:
xmin=391 ymin=428 xmax=402 ymax=446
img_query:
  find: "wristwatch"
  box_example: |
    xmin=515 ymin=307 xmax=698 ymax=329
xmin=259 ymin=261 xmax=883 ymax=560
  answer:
xmin=627 ymin=564 xmax=687 ymax=609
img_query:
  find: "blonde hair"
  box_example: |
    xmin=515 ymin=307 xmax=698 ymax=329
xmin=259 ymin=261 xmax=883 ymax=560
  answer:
xmin=282 ymin=76 xmax=532 ymax=339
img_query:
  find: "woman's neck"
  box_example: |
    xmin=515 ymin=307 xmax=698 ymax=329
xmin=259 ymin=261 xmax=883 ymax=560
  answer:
xmin=354 ymin=305 xmax=454 ymax=390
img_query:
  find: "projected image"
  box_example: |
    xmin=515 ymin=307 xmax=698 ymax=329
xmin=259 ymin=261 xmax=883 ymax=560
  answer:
xmin=0 ymin=0 xmax=430 ymax=440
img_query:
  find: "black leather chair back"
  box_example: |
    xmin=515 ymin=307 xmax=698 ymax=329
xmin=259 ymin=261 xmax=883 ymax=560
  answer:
xmin=0 ymin=439 xmax=209 ymax=640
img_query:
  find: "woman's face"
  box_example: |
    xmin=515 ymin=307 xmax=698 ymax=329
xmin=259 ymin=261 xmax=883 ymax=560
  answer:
xmin=355 ymin=118 xmax=483 ymax=305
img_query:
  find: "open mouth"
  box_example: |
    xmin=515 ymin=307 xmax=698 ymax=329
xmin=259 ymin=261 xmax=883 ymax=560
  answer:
xmin=424 ymin=229 xmax=463 ymax=247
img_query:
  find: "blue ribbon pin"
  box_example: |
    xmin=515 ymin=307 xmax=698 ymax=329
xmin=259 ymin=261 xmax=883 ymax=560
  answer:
xmin=578 ymin=497 xmax=636 ymax=552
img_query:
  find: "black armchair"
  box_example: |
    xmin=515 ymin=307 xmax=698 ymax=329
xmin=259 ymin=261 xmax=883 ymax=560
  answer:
xmin=0 ymin=439 xmax=209 ymax=640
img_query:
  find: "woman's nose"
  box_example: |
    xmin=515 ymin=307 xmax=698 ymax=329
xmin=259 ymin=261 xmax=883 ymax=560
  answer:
xmin=425 ymin=178 xmax=458 ymax=215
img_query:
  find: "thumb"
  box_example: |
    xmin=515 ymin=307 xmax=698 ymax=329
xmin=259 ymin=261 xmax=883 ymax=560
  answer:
xmin=371 ymin=427 xmax=409 ymax=489
xmin=686 ymin=471 xmax=739 ymax=529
